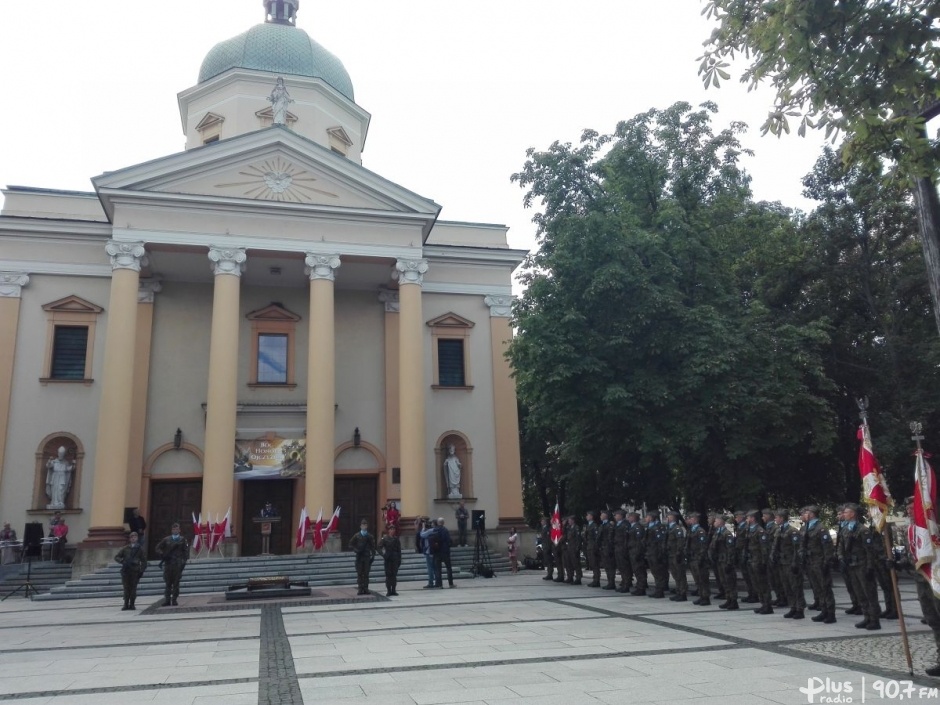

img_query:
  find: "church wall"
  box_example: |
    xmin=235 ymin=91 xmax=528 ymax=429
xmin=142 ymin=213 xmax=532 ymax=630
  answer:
xmin=0 ymin=235 xmax=108 ymax=269
xmin=422 ymin=292 xmax=499 ymax=522
xmin=424 ymin=261 xmax=513 ymax=289
xmin=1 ymin=274 xmax=111 ymax=539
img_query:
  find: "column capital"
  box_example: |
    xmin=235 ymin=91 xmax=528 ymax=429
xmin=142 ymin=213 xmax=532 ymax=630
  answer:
xmin=484 ymin=294 xmax=513 ymax=318
xmin=378 ymin=288 xmax=400 ymax=313
xmin=392 ymin=258 xmax=428 ymax=286
xmin=208 ymin=246 xmax=247 ymax=276
xmin=106 ymin=240 xmax=148 ymax=272
xmin=138 ymin=278 xmax=163 ymax=303
xmin=304 ymin=253 xmax=341 ymax=282
xmin=0 ymin=272 xmax=29 ymax=298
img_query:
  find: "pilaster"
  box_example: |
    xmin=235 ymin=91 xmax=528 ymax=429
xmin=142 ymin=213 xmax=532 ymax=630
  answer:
xmin=0 ymin=273 xmax=29 ymax=501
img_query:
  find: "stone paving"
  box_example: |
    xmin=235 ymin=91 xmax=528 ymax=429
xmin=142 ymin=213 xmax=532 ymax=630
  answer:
xmin=0 ymin=571 xmax=937 ymax=704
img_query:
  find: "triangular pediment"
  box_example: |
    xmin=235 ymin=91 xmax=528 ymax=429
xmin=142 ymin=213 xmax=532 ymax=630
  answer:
xmin=426 ymin=312 xmax=475 ymax=329
xmin=246 ymin=303 xmax=301 ymax=322
xmin=195 ymin=112 xmax=225 ymax=131
xmin=327 ymin=126 xmax=353 ymax=147
xmin=42 ymin=295 xmax=103 ymax=314
xmin=93 ymin=128 xmax=441 ymax=218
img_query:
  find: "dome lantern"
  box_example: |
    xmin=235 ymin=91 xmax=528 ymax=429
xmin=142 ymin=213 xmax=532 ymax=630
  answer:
xmin=264 ymin=0 xmax=299 ymax=26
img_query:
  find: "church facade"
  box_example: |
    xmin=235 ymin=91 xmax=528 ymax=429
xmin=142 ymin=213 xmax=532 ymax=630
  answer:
xmin=0 ymin=0 xmax=525 ymax=571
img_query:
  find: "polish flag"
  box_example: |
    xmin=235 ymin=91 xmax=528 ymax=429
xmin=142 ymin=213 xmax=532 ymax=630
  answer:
xmin=858 ymin=423 xmax=892 ymax=531
xmin=912 ymin=449 xmax=940 ymax=598
xmin=550 ymin=502 xmax=562 ymax=545
xmin=321 ymin=506 xmax=341 ymax=545
xmin=210 ymin=508 xmax=230 ymax=552
xmin=295 ymin=506 xmax=309 ymax=548
xmin=312 ymin=508 xmax=324 ymax=550
xmin=192 ymin=512 xmax=202 ymax=552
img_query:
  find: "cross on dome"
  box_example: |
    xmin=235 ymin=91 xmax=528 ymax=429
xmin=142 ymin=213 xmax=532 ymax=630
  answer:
xmin=265 ymin=0 xmax=299 ymax=25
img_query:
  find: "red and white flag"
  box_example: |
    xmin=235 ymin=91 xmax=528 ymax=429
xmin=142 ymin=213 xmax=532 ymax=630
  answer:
xmin=858 ymin=423 xmax=892 ymax=531
xmin=912 ymin=449 xmax=940 ymax=598
xmin=550 ymin=502 xmax=562 ymax=545
xmin=295 ymin=506 xmax=309 ymax=548
xmin=321 ymin=506 xmax=340 ymax=545
xmin=210 ymin=508 xmax=230 ymax=552
xmin=312 ymin=508 xmax=324 ymax=550
xmin=192 ymin=512 xmax=202 ymax=552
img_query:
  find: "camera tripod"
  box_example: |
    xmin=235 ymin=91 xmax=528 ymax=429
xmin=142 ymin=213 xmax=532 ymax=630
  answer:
xmin=1 ymin=550 xmax=37 ymax=601
xmin=470 ymin=525 xmax=494 ymax=578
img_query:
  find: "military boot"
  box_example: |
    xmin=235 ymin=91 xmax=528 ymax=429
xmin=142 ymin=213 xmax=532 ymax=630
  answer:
xmin=865 ymin=618 xmax=881 ymax=631
xmin=773 ymin=598 xmax=788 ymax=607
xmin=822 ymin=610 xmax=837 ymax=624
xmin=698 ymin=598 xmax=711 ymax=606
xmin=791 ymin=610 xmax=804 ymax=619
xmin=725 ymin=600 xmax=739 ymax=610
xmin=783 ymin=608 xmax=796 ymax=618
xmin=811 ymin=611 xmax=826 ymax=622
xmin=845 ymin=605 xmax=863 ymax=615
xmin=880 ymin=608 xmax=898 ymax=620
xmin=925 ymin=664 xmax=940 ymax=677
xmin=854 ymin=618 xmax=870 ymax=629
xmin=121 ymin=600 xmax=130 ymax=611
xmin=807 ymin=602 xmax=820 ymax=610
xmin=669 ymin=594 xmax=687 ymax=602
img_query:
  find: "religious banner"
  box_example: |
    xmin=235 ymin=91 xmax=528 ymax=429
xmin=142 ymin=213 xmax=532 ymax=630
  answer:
xmin=234 ymin=437 xmax=306 ymax=480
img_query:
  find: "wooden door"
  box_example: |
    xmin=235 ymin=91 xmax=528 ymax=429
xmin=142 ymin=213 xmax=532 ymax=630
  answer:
xmin=240 ymin=479 xmax=294 ymax=556
xmin=149 ymin=481 xmax=202 ymax=556
xmin=333 ymin=477 xmax=377 ymax=550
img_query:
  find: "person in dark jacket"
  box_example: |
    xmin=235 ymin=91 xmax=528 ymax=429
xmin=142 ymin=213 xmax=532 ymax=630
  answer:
xmin=115 ymin=531 xmax=147 ymax=610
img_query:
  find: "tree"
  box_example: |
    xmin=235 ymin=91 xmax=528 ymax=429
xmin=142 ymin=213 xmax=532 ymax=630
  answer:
xmin=699 ymin=0 xmax=940 ymax=333
xmin=510 ymin=102 xmax=838 ymax=514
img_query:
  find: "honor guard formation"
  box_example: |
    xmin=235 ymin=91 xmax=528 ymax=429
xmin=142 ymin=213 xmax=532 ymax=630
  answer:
xmin=539 ymin=500 xmax=938 ymax=676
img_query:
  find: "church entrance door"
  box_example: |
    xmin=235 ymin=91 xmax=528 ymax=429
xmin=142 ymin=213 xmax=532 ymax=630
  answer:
xmin=149 ymin=480 xmax=202 ymax=556
xmin=333 ymin=477 xmax=377 ymax=550
xmin=240 ymin=479 xmax=294 ymax=556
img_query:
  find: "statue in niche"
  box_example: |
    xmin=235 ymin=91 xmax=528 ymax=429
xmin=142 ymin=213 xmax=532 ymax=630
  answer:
xmin=443 ymin=444 xmax=462 ymax=499
xmin=45 ymin=446 xmax=75 ymax=510
xmin=268 ymin=77 xmax=294 ymax=126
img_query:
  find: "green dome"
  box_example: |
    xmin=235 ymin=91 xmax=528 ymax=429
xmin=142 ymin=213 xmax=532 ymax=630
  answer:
xmin=199 ymin=22 xmax=354 ymax=101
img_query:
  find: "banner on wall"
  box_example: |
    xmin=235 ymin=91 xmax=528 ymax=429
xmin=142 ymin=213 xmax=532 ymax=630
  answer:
xmin=234 ymin=437 xmax=306 ymax=480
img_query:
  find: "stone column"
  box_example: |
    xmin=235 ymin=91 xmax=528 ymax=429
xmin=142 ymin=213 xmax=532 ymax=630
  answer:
xmin=125 ymin=279 xmax=161 ymax=510
xmin=484 ymin=295 xmax=524 ymax=526
xmin=378 ymin=290 xmax=401 ymax=490
xmin=0 ymin=273 xmax=29 ymax=499
xmin=201 ymin=247 xmax=246 ymax=541
xmin=85 ymin=242 xmax=147 ymax=544
xmin=394 ymin=258 xmax=428 ymax=520
xmin=304 ymin=254 xmax=340 ymax=531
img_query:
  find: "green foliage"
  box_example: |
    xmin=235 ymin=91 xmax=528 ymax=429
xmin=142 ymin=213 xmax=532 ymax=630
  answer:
xmin=699 ymin=0 xmax=940 ymax=182
xmin=511 ymin=102 xmax=839 ymax=515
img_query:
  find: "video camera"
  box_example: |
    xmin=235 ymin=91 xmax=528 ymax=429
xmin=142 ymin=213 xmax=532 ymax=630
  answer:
xmin=472 ymin=510 xmax=486 ymax=532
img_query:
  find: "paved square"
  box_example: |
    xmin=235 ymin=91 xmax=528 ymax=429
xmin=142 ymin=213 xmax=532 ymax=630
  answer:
xmin=0 ymin=572 xmax=938 ymax=704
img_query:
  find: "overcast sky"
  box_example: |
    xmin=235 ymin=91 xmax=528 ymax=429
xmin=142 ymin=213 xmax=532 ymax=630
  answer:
xmin=0 ymin=0 xmax=832 ymax=254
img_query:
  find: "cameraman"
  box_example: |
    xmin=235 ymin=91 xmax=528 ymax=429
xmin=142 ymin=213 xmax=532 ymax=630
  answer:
xmin=433 ymin=517 xmax=455 ymax=588
xmin=417 ymin=518 xmax=437 ymax=588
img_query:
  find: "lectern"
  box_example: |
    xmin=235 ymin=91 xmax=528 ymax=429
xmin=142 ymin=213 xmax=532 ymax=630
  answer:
xmin=252 ymin=517 xmax=280 ymax=556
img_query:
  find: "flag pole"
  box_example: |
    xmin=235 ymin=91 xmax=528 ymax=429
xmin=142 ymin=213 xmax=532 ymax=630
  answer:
xmin=857 ymin=397 xmax=913 ymax=676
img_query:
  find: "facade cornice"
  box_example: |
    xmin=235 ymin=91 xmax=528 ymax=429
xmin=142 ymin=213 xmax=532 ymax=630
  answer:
xmin=0 ymin=218 xmax=112 ymax=240
xmin=422 ymin=282 xmax=512 ymax=297
xmin=0 ymin=259 xmax=111 ymax=278
xmin=423 ymin=244 xmax=527 ymax=268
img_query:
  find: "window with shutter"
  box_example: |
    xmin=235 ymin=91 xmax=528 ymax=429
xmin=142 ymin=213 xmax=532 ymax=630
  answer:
xmin=437 ymin=339 xmax=465 ymax=387
xmin=51 ymin=326 xmax=88 ymax=380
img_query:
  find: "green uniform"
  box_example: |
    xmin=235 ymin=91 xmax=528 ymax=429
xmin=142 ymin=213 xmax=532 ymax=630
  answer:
xmin=735 ymin=520 xmax=756 ymax=601
xmin=645 ymin=521 xmax=669 ymax=598
xmin=552 ymin=528 xmax=567 ymax=582
xmin=802 ymin=518 xmax=836 ymax=622
xmin=114 ymin=542 xmax=147 ymax=609
xmin=613 ymin=520 xmax=631 ymax=592
xmin=540 ymin=522 xmax=555 ymax=579
xmin=710 ymin=525 xmax=738 ymax=607
xmin=666 ymin=521 xmax=688 ymax=600
xmin=563 ymin=522 xmax=582 ymax=583
xmin=688 ymin=524 xmax=710 ymax=604
xmin=349 ymin=531 xmax=376 ymax=594
xmin=836 ymin=521 xmax=861 ymax=612
xmin=837 ymin=521 xmax=881 ymax=627
xmin=771 ymin=522 xmax=805 ymax=616
xmin=582 ymin=520 xmax=600 ymax=587
xmin=764 ymin=521 xmax=785 ymax=605
xmin=745 ymin=523 xmax=773 ymax=613
xmin=378 ymin=534 xmax=401 ymax=596
xmin=628 ymin=521 xmax=648 ymax=594
xmin=871 ymin=525 xmax=896 ymax=617
xmin=155 ymin=534 xmax=189 ymax=606
xmin=597 ymin=520 xmax=616 ymax=589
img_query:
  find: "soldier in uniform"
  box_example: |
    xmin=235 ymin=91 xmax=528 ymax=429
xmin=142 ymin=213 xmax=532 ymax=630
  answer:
xmin=563 ymin=515 xmax=583 ymax=585
xmin=613 ymin=510 xmax=631 ymax=593
xmin=771 ymin=509 xmax=805 ymax=619
xmin=349 ymin=518 xmax=377 ymax=595
xmin=627 ymin=511 xmax=648 ymax=595
xmin=901 ymin=496 xmax=940 ymax=677
xmin=707 ymin=513 xmax=725 ymax=601
xmin=583 ymin=511 xmax=601 ymax=587
xmin=711 ymin=514 xmax=738 ymax=610
xmin=762 ymin=508 xmax=786 ymax=608
xmin=645 ymin=511 xmax=669 ymax=598
xmin=838 ymin=503 xmax=881 ymax=630
xmin=378 ymin=523 xmax=401 ymax=596
xmin=871 ymin=522 xmax=898 ymax=619
xmin=114 ymin=531 xmax=147 ymax=611
xmin=802 ymin=505 xmax=836 ymax=623
xmin=745 ymin=510 xmax=773 ymax=614
xmin=836 ymin=504 xmax=863 ymax=616
xmin=540 ymin=516 xmax=555 ymax=581
xmin=734 ymin=509 xmax=757 ymax=603
xmin=687 ymin=512 xmax=710 ymax=606
xmin=155 ymin=522 xmax=189 ymax=607
xmin=665 ymin=510 xmax=688 ymax=602
xmin=598 ymin=510 xmax=616 ymax=590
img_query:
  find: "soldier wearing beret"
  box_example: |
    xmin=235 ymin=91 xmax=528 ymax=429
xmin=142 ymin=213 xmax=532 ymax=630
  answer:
xmin=745 ymin=509 xmax=773 ymax=614
xmin=771 ymin=509 xmax=805 ymax=619
xmin=836 ymin=504 xmax=863 ymax=616
xmin=583 ymin=511 xmax=601 ymax=587
xmin=802 ymin=505 xmax=836 ymax=623
xmin=114 ymin=531 xmax=147 ymax=611
xmin=687 ymin=512 xmax=711 ymax=606
xmin=837 ymin=503 xmax=881 ymax=630
xmin=155 ymin=522 xmax=189 ymax=607
xmin=378 ymin=523 xmax=401 ymax=596
xmin=627 ymin=512 xmax=648 ymax=595
xmin=711 ymin=514 xmax=738 ymax=610
xmin=563 ymin=516 xmax=583 ymax=585
xmin=762 ymin=508 xmax=786 ymax=608
xmin=598 ymin=510 xmax=616 ymax=590
xmin=349 ymin=518 xmax=376 ymax=595
xmin=666 ymin=510 xmax=688 ymax=602
xmin=645 ymin=511 xmax=669 ymax=598
xmin=613 ymin=510 xmax=631 ymax=593
xmin=734 ymin=510 xmax=758 ymax=603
